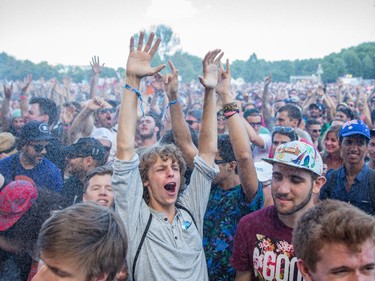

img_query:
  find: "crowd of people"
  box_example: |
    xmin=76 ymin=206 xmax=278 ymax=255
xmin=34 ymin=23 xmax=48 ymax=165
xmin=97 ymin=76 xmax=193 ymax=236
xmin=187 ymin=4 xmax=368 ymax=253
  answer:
xmin=0 ymin=32 xmax=375 ymax=281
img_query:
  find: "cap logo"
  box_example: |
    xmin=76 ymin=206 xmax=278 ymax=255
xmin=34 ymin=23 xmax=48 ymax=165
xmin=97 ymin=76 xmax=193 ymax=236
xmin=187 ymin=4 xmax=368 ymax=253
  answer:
xmin=276 ymin=144 xmax=301 ymax=156
xmin=39 ymin=123 xmax=49 ymax=133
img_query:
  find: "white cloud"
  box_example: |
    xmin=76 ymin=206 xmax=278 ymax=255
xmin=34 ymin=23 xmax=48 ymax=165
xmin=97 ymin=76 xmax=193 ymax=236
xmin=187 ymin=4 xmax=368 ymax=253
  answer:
xmin=145 ymin=0 xmax=199 ymax=21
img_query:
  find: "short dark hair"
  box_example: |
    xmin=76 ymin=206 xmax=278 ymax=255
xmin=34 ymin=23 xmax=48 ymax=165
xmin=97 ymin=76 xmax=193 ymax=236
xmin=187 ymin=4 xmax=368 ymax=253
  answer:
xmin=83 ymin=166 xmax=113 ymax=192
xmin=336 ymin=106 xmax=355 ymax=120
xmin=243 ymin=108 xmax=261 ymax=119
xmin=29 ymin=97 xmax=58 ymax=126
xmin=217 ymin=134 xmax=238 ymax=174
xmin=305 ymin=119 xmax=321 ymax=130
xmin=277 ymin=104 xmax=302 ymax=126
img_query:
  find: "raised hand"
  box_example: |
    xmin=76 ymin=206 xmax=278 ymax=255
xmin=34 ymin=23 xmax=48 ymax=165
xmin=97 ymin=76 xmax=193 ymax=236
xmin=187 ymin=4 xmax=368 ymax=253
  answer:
xmin=199 ymin=49 xmax=223 ymax=90
xmin=3 ymin=83 xmax=13 ymax=99
xmin=126 ymin=32 xmax=166 ymax=79
xmin=90 ymin=56 xmax=105 ymax=75
xmin=21 ymin=74 xmax=32 ymax=93
xmin=87 ymin=97 xmax=111 ymax=111
xmin=164 ymin=61 xmax=179 ymax=100
xmin=216 ymin=59 xmax=231 ymax=98
xmin=264 ymin=74 xmax=272 ymax=87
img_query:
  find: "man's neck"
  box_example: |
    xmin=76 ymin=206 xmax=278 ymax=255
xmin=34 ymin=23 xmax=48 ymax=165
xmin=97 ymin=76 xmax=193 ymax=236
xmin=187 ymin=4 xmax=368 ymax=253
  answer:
xmin=140 ymin=136 xmax=158 ymax=148
xmin=278 ymin=201 xmax=315 ymax=229
xmin=150 ymin=203 xmax=176 ymax=224
xmin=220 ymin=175 xmax=241 ymax=191
xmin=345 ymin=161 xmax=365 ymax=177
xmin=19 ymin=152 xmax=37 ymax=169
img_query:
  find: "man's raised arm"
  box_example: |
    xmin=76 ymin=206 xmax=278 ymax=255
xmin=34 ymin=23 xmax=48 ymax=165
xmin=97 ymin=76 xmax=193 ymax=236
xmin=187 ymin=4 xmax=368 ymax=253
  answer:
xmin=197 ymin=50 xmax=223 ymax=166
xmin=216 ymin=60 xmax=258 ymax=202
xmin=165 ymin=61 xmax=198 ymax=169
xmin=117 ymin=32 xmax=165 ymax=161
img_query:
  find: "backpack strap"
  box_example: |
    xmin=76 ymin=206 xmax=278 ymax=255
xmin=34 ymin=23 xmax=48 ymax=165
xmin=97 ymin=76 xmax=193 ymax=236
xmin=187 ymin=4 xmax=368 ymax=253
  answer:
xmin=131 ymin=205 xmax=196 ymax=281
xmin=175 ymin=204 xmax=197 ymax=229
xmin=11 ymin=153 xmax=20 ymax=181
xmin=367 ymin=168 xmax=375 ymax=211
xmin=325 ymin=169 xmax=338 ymax=199
xmin=132 ymin=213 xmax=152 ymax=281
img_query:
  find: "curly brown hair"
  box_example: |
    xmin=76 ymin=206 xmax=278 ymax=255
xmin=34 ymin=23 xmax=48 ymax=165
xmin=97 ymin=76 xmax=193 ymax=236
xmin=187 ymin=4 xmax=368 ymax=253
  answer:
xmin=139 ymin=144 xmax=187 ymax=204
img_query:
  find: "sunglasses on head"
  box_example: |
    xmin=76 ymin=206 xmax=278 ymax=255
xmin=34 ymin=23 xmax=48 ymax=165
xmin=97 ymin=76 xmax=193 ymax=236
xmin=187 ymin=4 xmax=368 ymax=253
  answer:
xmin=98 ymin=108 xmax=116 ymax=114
xmin=28 ymin=143 xmax=49 ymax=153
xmin=186 ymin=120 xmax=199 ymax=125
xmin=273 ymin=126 xmax=294 ymax=133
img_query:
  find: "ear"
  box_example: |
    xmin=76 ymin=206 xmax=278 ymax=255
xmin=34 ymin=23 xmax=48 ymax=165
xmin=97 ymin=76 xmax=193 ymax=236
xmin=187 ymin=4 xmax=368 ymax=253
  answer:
xmin=84 ymin=156 xmax=95 ymax=167
xmin=40 ymin=114 xmax=49 ymax=123
xmin=228 ymin=161 xmax=237 ymax=172
xmin=292 ymin=118 xmax=299 ymax=128
xmin=312 ymin=176 xmax=326 ymax=194
xmin=83 ymin=193 xmax=87 ymax=202
xmin=155 ymin=126 xmax=160 ymax=132
xmin=297 ymin=259 xmax=313 ymax=281
xmin=93 ymin=272 xmax=109 ymax=281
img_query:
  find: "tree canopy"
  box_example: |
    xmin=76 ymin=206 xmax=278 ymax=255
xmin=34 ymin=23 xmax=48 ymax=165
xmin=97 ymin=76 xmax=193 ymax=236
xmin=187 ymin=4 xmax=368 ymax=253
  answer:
xmin=1 ymin=25 xmax=374 ymax=83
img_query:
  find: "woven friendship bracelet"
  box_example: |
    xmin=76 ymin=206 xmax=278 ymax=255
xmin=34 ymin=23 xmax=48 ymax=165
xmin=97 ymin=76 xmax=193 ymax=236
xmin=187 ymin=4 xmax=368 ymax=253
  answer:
xmin=222 ymin=102 xmax=238 ymax=112
xmin=161 ymin=99 xmax=179 ymax=121
xmin=124 ymin=84 xmax=145 ymax=116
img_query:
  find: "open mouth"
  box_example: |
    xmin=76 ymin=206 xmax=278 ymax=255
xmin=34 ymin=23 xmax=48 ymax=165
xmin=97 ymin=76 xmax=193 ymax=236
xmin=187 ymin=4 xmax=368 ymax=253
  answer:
xmin=97 ymin=199 xmax=109 ymax=206
xmin=164 ymin=182 xmax=176 ymax=193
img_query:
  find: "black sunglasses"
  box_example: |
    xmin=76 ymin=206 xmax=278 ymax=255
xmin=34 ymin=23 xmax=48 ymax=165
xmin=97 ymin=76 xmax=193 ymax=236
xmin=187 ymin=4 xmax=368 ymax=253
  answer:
xmin=98 ymin=108 xmax=116 ymax=114
xmin=214 ymin=159 xmax=227 ymax=165
xmin=312 ymin=129 xmax=321 ymax=133
xmin=28 ymin=143 xmax=49 ymax=153
xmin=186 ymin=120 xmax=199 ymax=125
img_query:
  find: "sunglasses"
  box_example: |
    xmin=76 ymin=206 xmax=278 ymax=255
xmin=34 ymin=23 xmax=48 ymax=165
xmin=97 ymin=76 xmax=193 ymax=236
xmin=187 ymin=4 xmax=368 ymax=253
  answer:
xmin=29 ymin=143 xmax=49 ymax=153
xmin=312 ymin=129 xmax=321 ymax=133
xmin=214 ymin=159 xmax=227 ymax=165
xmin=273 ymin=126 xmax=294 ymax=133
xmin=186 ymin=120 xmax=199 ymax=125
xmin=249 ymin=122 xmax=262 ymax=128
xmin=98 ymin=108 xmax=116 ymax=114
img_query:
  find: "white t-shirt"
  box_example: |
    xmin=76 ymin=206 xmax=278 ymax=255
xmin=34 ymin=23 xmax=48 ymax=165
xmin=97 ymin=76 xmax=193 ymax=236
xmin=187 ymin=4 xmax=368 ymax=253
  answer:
xmin=252 ymin=133 xmax=272 ymax=162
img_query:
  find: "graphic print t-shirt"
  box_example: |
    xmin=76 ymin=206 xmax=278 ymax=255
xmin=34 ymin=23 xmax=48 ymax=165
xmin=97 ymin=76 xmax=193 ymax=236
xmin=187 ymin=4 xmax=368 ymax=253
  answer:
xmin=231 ymin=205 xmax=304 ymax=281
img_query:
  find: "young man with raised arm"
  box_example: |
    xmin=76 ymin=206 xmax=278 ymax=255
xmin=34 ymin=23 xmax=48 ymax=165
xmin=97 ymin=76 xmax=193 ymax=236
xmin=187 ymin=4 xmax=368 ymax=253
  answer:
xmin=112 ymin=32 xmax=219 ymax=281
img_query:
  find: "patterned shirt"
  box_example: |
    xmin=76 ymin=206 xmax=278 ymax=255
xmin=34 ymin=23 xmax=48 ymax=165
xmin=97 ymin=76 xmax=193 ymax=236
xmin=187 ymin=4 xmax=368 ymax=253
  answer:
xmin=203 ymin=183 xmax=264 ymax=281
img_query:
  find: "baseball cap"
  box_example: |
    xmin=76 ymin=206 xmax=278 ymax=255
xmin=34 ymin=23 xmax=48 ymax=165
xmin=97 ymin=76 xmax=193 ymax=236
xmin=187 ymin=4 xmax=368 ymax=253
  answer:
xmin=91 ymin=128 xmax=114 ymax=144
xmin=309 ymin=103 xmax=322 ymax=111
xmin=262 ymin=141 xmax=323 ymax=176
xmin=65 ymin=137 xmax=105 ymax=161
xmin=187 ymin=109 xmax=202 ymax=121
xmin=254 ymin=161 xmax=273 ymax=182
xmin=0 ymin=132 xmax=17 ymax=155
xmin=12 ymin=109 xmax=22 ymax=119
xmin=19 ymin=121 xmax=53 ymax=142
xmin=339 ymin=119 xmax=370 ymax=140
xmin=0 ymin=180 xmax=38 ymax=231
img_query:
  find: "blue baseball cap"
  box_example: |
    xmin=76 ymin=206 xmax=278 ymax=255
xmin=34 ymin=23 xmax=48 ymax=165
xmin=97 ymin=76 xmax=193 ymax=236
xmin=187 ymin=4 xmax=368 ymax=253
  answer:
xmin=339 ymin=120 xmax=370 ymax=140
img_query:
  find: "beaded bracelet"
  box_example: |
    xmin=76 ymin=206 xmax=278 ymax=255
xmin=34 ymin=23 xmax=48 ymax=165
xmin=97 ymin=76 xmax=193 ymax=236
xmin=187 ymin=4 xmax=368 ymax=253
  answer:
xmin=124 ymin=84 xmax=145 ymax=116
xmin=222 ymin=101 xmax=238 ymax=112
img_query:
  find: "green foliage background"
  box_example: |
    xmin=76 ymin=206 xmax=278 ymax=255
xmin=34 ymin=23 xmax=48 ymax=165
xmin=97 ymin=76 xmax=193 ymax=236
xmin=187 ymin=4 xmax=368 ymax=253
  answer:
xmin=1 ymin=24 xmax=374 ymax=84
